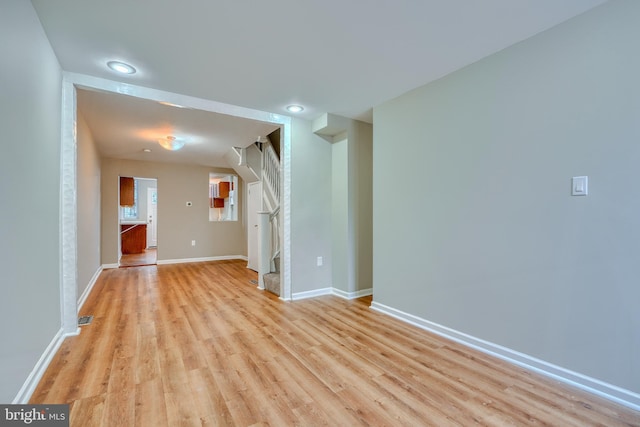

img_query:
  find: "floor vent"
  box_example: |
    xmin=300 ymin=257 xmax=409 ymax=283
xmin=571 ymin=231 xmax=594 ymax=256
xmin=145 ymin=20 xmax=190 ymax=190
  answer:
xmin=250 ymin=279 xmax=258 ymax=285
xmin=78 ymin=315 xmax=94 ymax=326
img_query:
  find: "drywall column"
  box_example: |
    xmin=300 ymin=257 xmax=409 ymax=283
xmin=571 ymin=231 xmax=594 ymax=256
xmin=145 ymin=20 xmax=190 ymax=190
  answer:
xmin=349 ymin=120 xmax=373 ymax=295
xmin=314 ymin=114 xmax=373 ymax=296
xmin=331 ymin=132 xmax=352 ymax=292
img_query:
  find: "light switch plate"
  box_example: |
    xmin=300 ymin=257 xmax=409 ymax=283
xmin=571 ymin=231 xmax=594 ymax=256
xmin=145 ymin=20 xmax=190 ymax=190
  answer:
xmin=572 ymin=176 xmax=588 ymax=196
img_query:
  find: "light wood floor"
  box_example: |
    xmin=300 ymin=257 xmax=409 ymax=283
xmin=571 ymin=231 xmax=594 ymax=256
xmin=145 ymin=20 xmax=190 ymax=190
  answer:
xmin=31 ymin=260 xmax=639 ymax=426
xmin=119 ymin=248 xmax=157 ymax=267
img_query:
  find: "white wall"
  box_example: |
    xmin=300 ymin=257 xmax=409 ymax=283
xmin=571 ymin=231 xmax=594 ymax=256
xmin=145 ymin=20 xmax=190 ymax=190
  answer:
xmin=290 ymin=118 xmax=333 ymax=293
xmin=373 ymin=0 xmax=640 ymax=395
xmin=77 ymin=112 xmax=101 ymax=299
xmin=0 ymin=0 xmax=62 ymax=402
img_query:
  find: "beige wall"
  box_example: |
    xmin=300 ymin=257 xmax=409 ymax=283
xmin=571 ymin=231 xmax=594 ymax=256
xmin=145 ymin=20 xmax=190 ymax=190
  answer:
xmin=351 ymin=120 xmax=373 ymax=293
xmin=0 ymin=0 xmax=62 ymax=402
xmin=373 ymin=0 xmax=640 ymax=394
xmin=331 ymin=120 xmax=373 ymax=294
xmin=331 ymin=135 xmax=349 ymax=291
xmin=101 ymin=158 xmax=246 ymax=264
xmin=77 ymin=112 xmax=101 ymax=297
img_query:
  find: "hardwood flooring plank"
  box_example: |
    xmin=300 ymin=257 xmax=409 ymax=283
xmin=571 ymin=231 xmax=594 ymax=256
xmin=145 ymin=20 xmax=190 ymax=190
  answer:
xmin=134 ymin=378 xmax=168 ymax=427
xmin=29 ymin=260 xmax=640 ymax=426
xmin=101 ymin=390 xmax=135 ymax=427
xmin=68 ymin=395 xmax=105 ymax=427
xmin=187 ymin=368 xmax=235 ymax=426
xmin=107 ymin=355 xmax=134 ymax=395
xmin=133 ymin=321 xmax=161 ymax=384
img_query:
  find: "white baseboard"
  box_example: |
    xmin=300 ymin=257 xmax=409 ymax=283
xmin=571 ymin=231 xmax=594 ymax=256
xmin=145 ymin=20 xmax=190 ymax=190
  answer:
xmin=105 ymin=255 xmax=248 ymax=268
xmin=102 ymin=263 xmax=118 ymax=269
xmin=332 ymin=287 xmax=373 ymax=300
xmin=292 ymin=287 xmax=333 ymax=301
xmin=292 ymin=287 xmax=373 ymax=301
xmin=77 ymin=266 xmax=102 ymax=312
xmin=13 ymin=329 xmax=65 ymax=404
xmin=157 ymin=255 xmax=248 ymax=265
xmin=370 ymin=301 xmax=640 ymax=412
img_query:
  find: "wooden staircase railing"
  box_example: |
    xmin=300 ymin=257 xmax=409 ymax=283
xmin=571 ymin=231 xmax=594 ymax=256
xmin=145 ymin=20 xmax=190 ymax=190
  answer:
xmin=258 ymin=139 xmax=280 ymax=290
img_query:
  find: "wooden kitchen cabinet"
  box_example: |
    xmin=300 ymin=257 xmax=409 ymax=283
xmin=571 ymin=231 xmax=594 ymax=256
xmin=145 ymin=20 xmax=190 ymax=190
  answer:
xmin=218 ymin=181 xmax=230 ymax=199
xmin=120 ymin=177 xmax=134 ymax=206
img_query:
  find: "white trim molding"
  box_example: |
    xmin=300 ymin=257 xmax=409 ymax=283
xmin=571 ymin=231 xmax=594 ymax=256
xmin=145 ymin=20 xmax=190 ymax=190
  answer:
xmin=13 ymin=329 xmax=65 ymax=404
xmin=292 ymin=287 xmax=333 ymax=301
xmin=370 ymin=301 xmax=640 ymax=412
xmin=333 ymin=287 xmax=373 ymax=300
xmin=157 ymin=255 xmax=248 ymax=265
xmin=60 ymin=72 xmax=291 ymax=354
xmin=292 ymin=287 xmax=373 ymax=301
xmin=77 ymin=266 xmax=102 ymax=312
xmin=102 ymin=263 xmax=119 ymax=270
xmin=59 ymin=77 xmax=78 ymax=336
xmin=281 ymin=120 xmax=292 ymax=302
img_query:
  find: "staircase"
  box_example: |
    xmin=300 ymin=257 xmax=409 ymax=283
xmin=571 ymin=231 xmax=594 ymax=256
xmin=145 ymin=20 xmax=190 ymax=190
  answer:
xmin=227 ymin=135 xmax=281 ymax=296
xmin=263 ymin=256 xmax=280 ymax=295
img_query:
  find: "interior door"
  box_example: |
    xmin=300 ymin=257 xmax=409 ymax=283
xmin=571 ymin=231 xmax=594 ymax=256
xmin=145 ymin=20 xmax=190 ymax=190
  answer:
xmin=147 ymin=187 xmax=158 ymax=247
xmin=247 ymin=181 xmax=261 ymax=271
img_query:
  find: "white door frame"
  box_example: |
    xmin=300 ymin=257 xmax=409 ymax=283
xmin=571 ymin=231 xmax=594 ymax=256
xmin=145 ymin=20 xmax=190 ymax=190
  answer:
xmin=59 ymin=72 xmax=292 ymax=336
xmin=247 ymin=181 xmax=262 ymax=272
xmin=147 ymin=186 xmax=158 ymax=247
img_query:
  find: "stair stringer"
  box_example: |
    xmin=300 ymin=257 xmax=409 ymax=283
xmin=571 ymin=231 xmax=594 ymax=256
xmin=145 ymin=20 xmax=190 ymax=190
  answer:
xmin=224 ymin=145 xmax=261 ymax=184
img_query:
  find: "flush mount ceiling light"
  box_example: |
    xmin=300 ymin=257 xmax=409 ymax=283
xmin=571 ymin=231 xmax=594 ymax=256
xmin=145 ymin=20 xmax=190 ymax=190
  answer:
xmin=158 ymin=136 xmax=185 ymax=151
xmin=107 ymin=60 xmax=136 ymax=74
xmin=159 ymin=101 xmax=186 ymax=109
xmin=286 ymin=104 xmax=304 ymax=113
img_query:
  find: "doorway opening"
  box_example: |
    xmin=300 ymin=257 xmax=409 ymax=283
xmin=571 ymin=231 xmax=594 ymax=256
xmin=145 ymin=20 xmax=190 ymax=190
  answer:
xmin=119 ymin=176 xmax=158 ymax=267
xmin=59 ymin=75 xmax=291 ymax=336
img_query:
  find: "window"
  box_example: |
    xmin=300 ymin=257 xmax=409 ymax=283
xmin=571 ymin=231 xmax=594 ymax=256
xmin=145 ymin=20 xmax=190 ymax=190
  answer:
xmin=209 ymin=173 xmax=238 ymax=221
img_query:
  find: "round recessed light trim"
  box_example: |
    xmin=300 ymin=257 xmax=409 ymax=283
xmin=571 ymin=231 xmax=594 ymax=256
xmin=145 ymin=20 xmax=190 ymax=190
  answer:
xmin=286 ymin=104 xmax=304 ymax=113
xmin=143 ymin=148 xmax=152 ymax=153
xmin=107 ymin=60 xmax=136 ymax=75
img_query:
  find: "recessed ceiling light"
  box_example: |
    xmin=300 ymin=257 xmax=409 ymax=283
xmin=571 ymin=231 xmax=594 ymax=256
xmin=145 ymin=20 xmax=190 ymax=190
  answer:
xmin=107 ymin=61 xmax=136 ymax=75
xmin=286 ymin=105 xmax=304 ymax=113
xmin=143 ymin=148 xmax=152 ymax=153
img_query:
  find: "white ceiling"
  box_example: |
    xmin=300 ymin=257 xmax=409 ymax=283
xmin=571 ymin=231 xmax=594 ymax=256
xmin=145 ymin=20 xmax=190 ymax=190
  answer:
xmin=77 ymin=88 xmax=279 ymax=167
xmin=31 ymin=0 xmax=606 ymax=165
